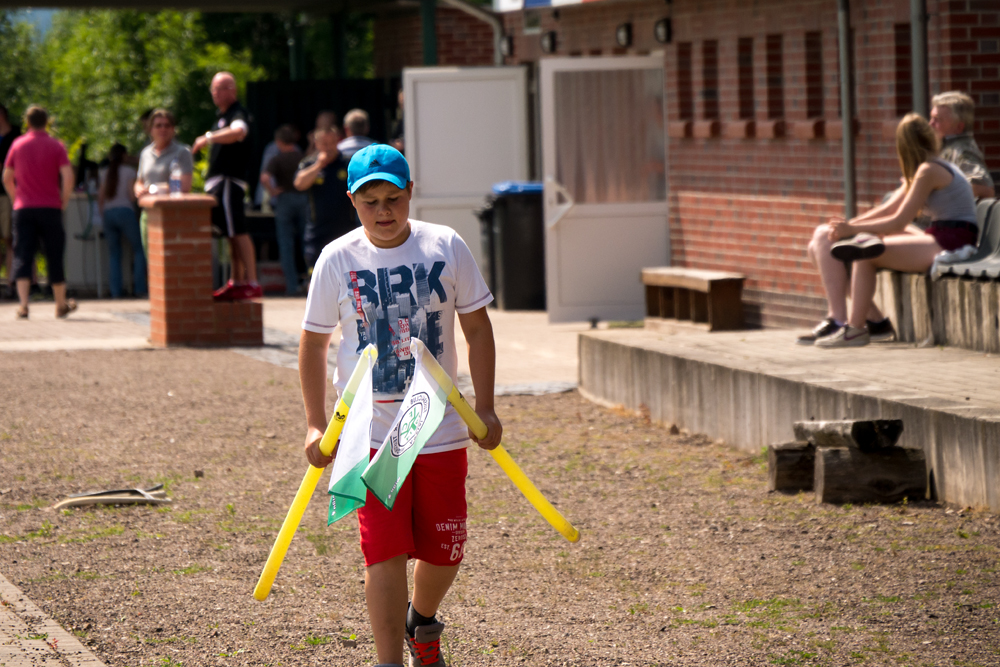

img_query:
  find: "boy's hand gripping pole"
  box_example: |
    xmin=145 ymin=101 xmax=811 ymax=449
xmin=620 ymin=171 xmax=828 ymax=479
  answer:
xmin=411 ymin=339 xmax=580 ymax=543
xmin=253 ymin=345 xmax=378 ymax=601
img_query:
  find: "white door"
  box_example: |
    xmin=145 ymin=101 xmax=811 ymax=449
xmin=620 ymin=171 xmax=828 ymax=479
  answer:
xmin=404 ymin=66 xmax=529 ymax=278
xmin=541 ymin=56 xmax=668 ymax=323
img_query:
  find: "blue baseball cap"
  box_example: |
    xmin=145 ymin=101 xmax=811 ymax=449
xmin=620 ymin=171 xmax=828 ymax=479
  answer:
xmin=347 ymin=144 xmax=411 ymax=194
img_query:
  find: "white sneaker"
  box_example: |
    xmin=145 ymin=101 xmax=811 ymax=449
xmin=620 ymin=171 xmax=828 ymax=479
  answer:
xmin=815 ymin=324 xmax=870 ymax=348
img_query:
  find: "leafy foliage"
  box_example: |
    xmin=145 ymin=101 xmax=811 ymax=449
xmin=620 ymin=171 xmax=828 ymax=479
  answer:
xmin=0 ymin=10 xmax=376 ymax=163
xmin=0 ymin=12 xmax=45 ymax=120
xmin=41 ymin=10 xmax=264 ymax=158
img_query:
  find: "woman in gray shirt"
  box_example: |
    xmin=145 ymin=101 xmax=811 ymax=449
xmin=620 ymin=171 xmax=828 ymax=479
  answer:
xmin=134 ymin=109 xmax=193 ymax=252
xmin=816 ymin=113 xmax=978 ymax=348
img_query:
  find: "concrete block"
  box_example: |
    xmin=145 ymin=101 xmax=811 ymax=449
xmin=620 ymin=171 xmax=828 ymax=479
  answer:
xmin=931 ymin=409 xmax=988 ymax=508
xmin=802 ymin=381 xmax=850 ymax=423
xmin=760 ymin=375 xmax=805 ymax=449
xmin=730 ymin=368 xmax=762 ymax=451
xmin=942 ymin=279 xmax=965 ymax=348
xmin=981 ymin=416 xmax=1000 ymax=511
xmin=910 ymin=273 xmax=934 ymax=344
xmin=897 ymin=273 xmax=916 ymax=343
xmin=578 ymin=331 xmax=1000 ymax=510
xmin=875 ymin=270 xmax=903 ymax=335
xmin=877 ymin=397 xmax=935 ymax=451
xmin=983 ymin=282 xmax=1000 ymax=354
xmin=961 ymin=281 xmax=983 ymax=351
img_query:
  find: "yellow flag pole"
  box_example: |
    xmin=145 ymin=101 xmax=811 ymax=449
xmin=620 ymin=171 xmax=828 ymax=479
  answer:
xmin=253 ymin=345 xmax=377 ymax=601
xmin=411 ymin=340 xmax=580 ymax=543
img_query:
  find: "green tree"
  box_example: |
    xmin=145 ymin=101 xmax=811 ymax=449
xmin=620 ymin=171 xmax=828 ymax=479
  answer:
xmin=42 ymin=10 xmax=264 ymax=159
xmin=0 ymin=11 xmax=45 ymax=123
xmin=202 ymin=11 xmax=375 ymax=81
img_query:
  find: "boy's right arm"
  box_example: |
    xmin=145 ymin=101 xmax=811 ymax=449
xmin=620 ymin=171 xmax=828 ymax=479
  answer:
xmin=300 ymin=329 xmax=335 ymax=468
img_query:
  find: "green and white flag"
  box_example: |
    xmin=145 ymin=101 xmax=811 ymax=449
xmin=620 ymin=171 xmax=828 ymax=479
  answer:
xmin=361 ymin=341 xmax=448 ymax=511
xmin=327 ymin=351 xmax=375 ymax=524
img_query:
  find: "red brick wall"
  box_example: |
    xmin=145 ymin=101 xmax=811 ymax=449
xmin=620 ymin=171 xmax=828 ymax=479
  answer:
xmin=145 ymin=196 xmax=263 ymax=347
xmin=500 ymin=0 xmax=999 ymax=327
xmin=930 ymin=0 xmax=1000 ymax=166
xmin=374 ymin=8 xmax=495 ymax=77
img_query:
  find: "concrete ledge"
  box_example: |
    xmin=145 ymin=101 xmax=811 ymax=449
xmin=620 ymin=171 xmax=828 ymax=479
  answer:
xmin=579 ymin=330 xmax=1000 ymax=510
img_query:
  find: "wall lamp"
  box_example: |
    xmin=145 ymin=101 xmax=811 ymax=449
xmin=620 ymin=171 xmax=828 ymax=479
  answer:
xmin=541 ymin=30 xmax=557 ymax=54
xmin=654 ymin=18 xmax=672 ymax=44
xmin=500 ymin=35 xmax=513 ymax=58
xmin=616 ymin=23 xmax=633 ymax=48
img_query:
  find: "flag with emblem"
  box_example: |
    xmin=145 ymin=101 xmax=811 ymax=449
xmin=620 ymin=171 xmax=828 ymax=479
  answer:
xmin=361 ymin=340 xmax=448 ymax=510
xmin=327 ymin=351 xmax=376 ymax=524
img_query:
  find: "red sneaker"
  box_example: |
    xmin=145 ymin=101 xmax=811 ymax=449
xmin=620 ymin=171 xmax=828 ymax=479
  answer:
xmin=405 ymin=620 xmax=446 ymax=667
xmin=213 ymin=281 xmax=237 ymax=300
xmin=242 ymin=283 xmax=264 ymax=299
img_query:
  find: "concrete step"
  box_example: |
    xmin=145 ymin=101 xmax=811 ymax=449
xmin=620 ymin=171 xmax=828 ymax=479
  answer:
xmin=578 ymin=325 xmax=1000 ymax=511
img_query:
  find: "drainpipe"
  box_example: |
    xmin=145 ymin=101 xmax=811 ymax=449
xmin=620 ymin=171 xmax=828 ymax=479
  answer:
xmin=838 ymin=0 xmax=856 ymax=218
xmin=438 ymin=0 xmax=506 ymax=66
xmin=421 ymin=0 xmax=438 ymax=66
xmin=910 ymin=0 xmax=929 ymax=118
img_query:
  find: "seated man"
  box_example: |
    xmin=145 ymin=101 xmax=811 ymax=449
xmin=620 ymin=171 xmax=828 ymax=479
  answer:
xmin=799 ymin=90 xmax=994 ymax=345
xmin=931 ymin=91 xmax=994 ymax=200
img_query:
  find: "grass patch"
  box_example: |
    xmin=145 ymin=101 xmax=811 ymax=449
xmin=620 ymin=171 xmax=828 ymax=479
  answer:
xmin=60 ymin=525 xmax=124 ymax=543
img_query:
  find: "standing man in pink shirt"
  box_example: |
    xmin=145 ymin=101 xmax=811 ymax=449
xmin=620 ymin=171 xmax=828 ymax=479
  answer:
xmin=1 ymin=106 xmax=76 ymax=319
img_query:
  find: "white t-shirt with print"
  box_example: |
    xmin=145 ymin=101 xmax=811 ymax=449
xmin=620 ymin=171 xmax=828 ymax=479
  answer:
xmin=302 ymin=219 xmax=493 ymax=454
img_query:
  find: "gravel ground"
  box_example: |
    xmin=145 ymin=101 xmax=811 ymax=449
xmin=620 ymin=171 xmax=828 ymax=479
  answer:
xmin=0 ymin=348 xmax=998 ymax=667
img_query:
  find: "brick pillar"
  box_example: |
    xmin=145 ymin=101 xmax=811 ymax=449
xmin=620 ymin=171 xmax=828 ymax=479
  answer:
xmin=142 ymin=194 xmax=263 ymax=347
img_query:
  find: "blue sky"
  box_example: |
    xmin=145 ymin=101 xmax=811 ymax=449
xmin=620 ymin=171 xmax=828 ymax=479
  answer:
xmin=12 ymin=9 xmax=54 ymax=36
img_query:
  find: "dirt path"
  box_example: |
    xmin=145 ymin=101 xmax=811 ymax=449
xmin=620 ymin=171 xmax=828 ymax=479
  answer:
xmin=0 ymin=349 xmax=997 ymax=666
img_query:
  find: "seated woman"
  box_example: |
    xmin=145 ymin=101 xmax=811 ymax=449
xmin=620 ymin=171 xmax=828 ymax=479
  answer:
xmin=815 ymin=113 xmax=978 ymax=348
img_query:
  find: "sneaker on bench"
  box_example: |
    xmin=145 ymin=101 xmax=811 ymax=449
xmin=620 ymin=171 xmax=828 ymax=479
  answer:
xmin=406 ymin=620 xmax=447 ymax=667
xmin=796 ymin=317 xmax=842 ymax=346
xmin=816 ymin=324 xmax=870 ymax=348
xmin=867 ymin=317 xmax=896 ymax=343
xmin=831 ymin=233 xmax=886 ymax=262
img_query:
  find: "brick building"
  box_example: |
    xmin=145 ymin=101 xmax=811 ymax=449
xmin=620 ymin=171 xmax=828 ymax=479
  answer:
xmin=376 ymin=0 xmax=999 ymax=327
xmin=374 ymin=6 xmax=498 ymax=75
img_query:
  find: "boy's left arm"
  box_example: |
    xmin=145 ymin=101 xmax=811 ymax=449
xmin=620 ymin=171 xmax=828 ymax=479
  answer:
xmin=457 ymin=307 xmax=502 ymax=450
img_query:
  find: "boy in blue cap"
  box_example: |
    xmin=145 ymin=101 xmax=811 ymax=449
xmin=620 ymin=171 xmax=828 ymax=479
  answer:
xmin=299 ymin=144 xmax=502 ymax=667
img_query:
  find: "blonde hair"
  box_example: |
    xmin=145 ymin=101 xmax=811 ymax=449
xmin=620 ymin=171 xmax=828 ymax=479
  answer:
xmin=931 ymin=90 xmax=975 ymax=131
xmin=896 ymin=113 xmax=939 ymax=189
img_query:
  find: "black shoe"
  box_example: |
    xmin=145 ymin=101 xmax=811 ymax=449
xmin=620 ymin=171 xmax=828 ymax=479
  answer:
xmin=867 ymin=317 xmax=896 ymax=343
xmin=831 ymin=233 xmax=886 ymax=262
xmin=796 ymin=317 xmax=842 ymax=345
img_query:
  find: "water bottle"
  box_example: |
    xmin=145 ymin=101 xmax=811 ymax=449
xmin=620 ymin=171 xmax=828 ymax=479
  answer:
xmin=169 ymin=159 xmax=182 ymax=196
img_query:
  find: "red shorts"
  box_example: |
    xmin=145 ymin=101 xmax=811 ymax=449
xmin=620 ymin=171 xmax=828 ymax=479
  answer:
xmin=357 ymin=448 xmax=468 ymax=567
xmin=926 ymin=221 xmax=978 ymax=252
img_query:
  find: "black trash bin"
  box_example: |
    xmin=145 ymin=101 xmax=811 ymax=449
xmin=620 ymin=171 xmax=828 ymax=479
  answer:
xmin=476 ymin=181 xmax=546 ymax=310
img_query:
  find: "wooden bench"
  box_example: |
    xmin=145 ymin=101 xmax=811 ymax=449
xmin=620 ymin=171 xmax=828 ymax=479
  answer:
xmin=642 ymin=267 xmax=746 ymax=331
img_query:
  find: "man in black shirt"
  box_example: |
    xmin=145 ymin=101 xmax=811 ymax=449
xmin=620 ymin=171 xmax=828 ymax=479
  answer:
xmin=293 ymin=127 xmax=357 ymax=268
xmin=192 ymin=71 xmax=261 ymax=300
xmin=0 ymin=104 xmax=21 ymax=296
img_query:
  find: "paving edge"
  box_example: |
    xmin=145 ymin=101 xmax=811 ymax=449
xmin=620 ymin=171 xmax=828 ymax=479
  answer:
xmin=0 ymin=572 xmax=107 ymax=667
xmin=579 ymin=331 xmax=1000 ymax=511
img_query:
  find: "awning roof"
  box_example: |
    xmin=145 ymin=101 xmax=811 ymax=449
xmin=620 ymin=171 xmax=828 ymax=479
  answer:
xmin=0 ymin=0 xmax=416 ymax=13
xmin=494 ymin=0 xmax=613 ymax=12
